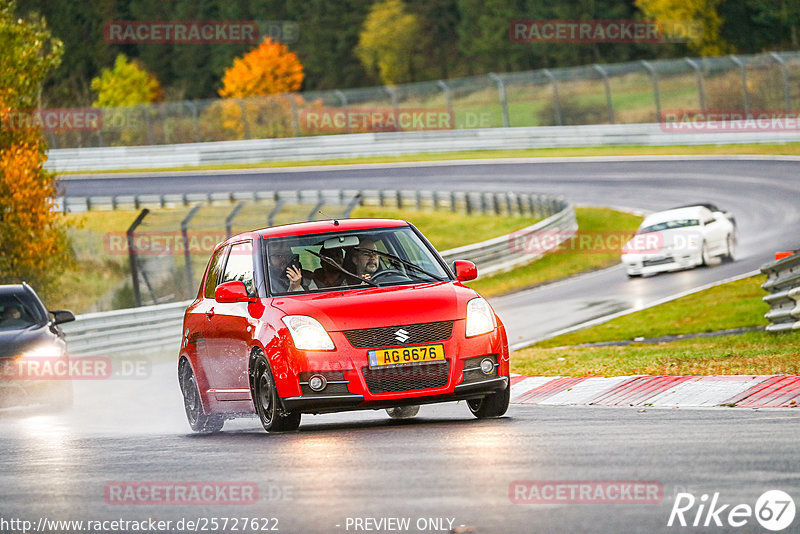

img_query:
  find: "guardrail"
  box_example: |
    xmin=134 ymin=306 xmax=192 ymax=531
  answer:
xmin=61 ymin=193 xmax=576 ymax=356
xmin=46 ymin=122 xmax=800 ymax=173
xmin=762 ymin=251 xmax=800 ymax=332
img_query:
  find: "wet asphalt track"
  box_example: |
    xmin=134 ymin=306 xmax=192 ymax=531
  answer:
xmin=1 ymin=157 xmax=798 ymax=533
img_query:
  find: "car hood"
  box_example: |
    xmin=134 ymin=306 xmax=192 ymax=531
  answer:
xmin=0 ymin=324 xmax=55 ymax=358
xmin=270 ymin=282 xmax=479 ymax=331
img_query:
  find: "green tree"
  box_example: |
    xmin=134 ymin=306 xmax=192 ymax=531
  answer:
xmin=91 ymin=54 xmax=162 ymax=107
xmin=355 ymin=0 xmax=424 ymax=85
xmin=0 ymin=0 xmax=70 ymax=296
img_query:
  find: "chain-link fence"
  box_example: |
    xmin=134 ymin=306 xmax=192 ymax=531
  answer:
xmin=46 ymin=51 xmax=800 ymax=149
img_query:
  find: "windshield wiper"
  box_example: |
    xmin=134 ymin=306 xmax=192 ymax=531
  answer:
xmin=353 ymin=247 xmax=447 ymax=282
xmin=304 ymin=249 xmax=379 ymax=288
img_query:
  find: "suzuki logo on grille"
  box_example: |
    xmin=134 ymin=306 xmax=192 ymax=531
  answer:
xmin=394 ymin=329 xmax=410 ymax=343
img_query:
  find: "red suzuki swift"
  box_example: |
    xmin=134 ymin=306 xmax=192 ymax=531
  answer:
xmin=178 ymin=218 xmax=510 ymax=433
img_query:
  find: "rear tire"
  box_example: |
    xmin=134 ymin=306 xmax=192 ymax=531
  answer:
xmin=252 ymin=355 xmax=301 ymax=432
xmin=724 ymin=234 xmax=735 ymax=262
xmin=386 ymin=405 xmax=420 ymax=419
xmin=179 ymin=359 xmax=224 ymax=433
xmin=467 ymin=385 xmax=510 ymax=419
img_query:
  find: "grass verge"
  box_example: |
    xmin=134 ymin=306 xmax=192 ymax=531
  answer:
xmin=510 ymin=274 xmax=792 ymax=376
xmin=56 ymin=142 xmax=800 ymax=176
xmin=466 ymin=207 xmax=642 ymax=297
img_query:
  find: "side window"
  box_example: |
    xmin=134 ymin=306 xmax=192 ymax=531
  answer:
xmin=220 ymin=241 xmax=255 ymax=295
xmin=203 ymin=247 xmax=228 ymax=298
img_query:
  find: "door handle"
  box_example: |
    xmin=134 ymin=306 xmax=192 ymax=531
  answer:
xmin=205 ymin=307 xmax=215 ymax=319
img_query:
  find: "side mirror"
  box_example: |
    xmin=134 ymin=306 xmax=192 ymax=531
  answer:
xmin=453 ymin=260 xmax=478 ymax=282
xmin=50 ymin=310 xmax=75 ymax=325
xmin=215 ymin=281 xmax=257 ymax=303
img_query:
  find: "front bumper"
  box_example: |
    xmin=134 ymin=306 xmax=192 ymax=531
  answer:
xmin=282 ymin=376 xmax=508 ymax=414
xmin=622 ymin=251 xmax=700 ymax=276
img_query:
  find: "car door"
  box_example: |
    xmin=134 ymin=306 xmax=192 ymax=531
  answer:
xmin=204 ymin=240 xmax=255 ymax=401
xmin=185 ymin=245 xmax=227 ymax=386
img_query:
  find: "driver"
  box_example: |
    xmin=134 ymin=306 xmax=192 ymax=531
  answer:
xmin=268 ymin=241 xmax=313 ymax=292
xmin=0 ymin=306 xmax=27 ymax=327
xmin=353 ymin=237 xmax=380 ymax=280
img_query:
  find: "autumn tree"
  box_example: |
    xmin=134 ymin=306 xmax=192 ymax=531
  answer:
xmin=0 ymin=0 xmax=70 ymax=296
xmin=636 ymin=0 xmax=730 ymax=55
xmin=355 ymin=0 xmax=424 ymax=85
xmin=91 ymin=54 xmax=162 ymax=107
xmin=219 ymin=37 xmax=304 ymax=97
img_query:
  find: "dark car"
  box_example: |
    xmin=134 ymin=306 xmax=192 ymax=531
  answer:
xmin=0 ymin=283 xmax=75 ymax=410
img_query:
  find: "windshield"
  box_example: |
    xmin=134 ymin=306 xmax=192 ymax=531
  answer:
xmin=638 ymin=219 xmax=700 ymax=234
xmin=0 ymin=292 xmax=45 ymax=330
xmin=265 ymin=226 xmax=450 ymax=295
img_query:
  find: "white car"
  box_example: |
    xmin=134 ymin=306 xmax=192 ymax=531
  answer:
xmin=621 ymin=205 xmax=736 ymax=277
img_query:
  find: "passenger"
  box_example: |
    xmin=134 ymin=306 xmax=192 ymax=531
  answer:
xmin=313 ymin=247 xmax=347 ymax=288
xmin=0 ymin=306 xmax=27 ymax=327
xmin=268 ymin=241 xmax=313 ymax=292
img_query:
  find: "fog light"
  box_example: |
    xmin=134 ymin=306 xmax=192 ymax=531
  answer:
xmin=308 ymin=374 xmax=327 ymax=392
xmin=480 ymin=358 xmax=495 ymax=375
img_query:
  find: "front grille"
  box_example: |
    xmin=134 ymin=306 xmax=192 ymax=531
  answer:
xmin=362 ymin=362 xmax=450 ymax=393
xmin=643 ymin=257 xmax=673 ymax=267
xmin=461 ymin=355 xmax=498 ymax=384
xmin=343 ymin=321 xmax=453 ymax=348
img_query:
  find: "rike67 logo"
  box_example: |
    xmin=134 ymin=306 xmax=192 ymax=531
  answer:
xmin=668 ymin=490 xmax=795 ymax=531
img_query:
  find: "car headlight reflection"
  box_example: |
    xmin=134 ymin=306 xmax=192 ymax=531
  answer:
xmin=21 ymin=343 xmax=64 ymax=359
xmin=281 ymin=315 xmax=335 ymax=351
xmin=465 ymin=297 xmax=496 ymax=337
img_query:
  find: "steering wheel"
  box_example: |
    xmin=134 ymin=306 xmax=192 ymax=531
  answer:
xmin=368 ymin=269 xmax=409 ymax=283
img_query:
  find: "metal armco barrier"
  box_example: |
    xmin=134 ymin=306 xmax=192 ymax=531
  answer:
xmin=60 ymin=195 xmax=577 ymax=356
xmin=762 ymin=251 xmax=800 ymax=332
xmin=46 ymin=122 xmax=800 ymax=173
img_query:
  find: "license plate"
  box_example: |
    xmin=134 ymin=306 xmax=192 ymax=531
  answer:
xmin=367 ymin=344 xmax=445 ymax=368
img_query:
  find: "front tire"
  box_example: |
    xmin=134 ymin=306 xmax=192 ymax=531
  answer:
xmin=252 ymin=355 xmax=301 ymax=433
xmin=179 ymin=359 xmax=224 ymax=433
xmin=467 ymin=385 xmax=510 ymax=419
xmin=700 ymin=241 xmax=712 ymax=266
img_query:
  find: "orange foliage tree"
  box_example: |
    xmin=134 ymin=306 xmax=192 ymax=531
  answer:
xmin=219 ymin=37 xmax=304 ymax=98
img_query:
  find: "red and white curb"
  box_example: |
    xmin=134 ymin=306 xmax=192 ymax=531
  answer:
xmin=509 ymin=374 xmax=800 ymax=408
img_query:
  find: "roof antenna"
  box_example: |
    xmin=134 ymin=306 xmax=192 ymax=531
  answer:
xmin=317 ymin=208 xmax=340 ymax=226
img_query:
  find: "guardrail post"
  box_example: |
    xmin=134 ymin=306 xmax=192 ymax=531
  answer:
xmin=225 ymin=202 xmax=245 ymax=239
xmin=505 ymin=192 xmax=513 ymax=215
xmin=378 ymin=190 xmax=385 ymax=207
xmin=488 ymin=73 xmax=510 ymax=127
xmin=186 ymin=101 xmax=201 ymax=142
xmin=494 ymin=193 xmax=502 ymax=215
xmin=450 ymin=191 xmax=457 ymax=213
xmin=181 ymin=205 xmax=202 ymax=298
xmin=127 ymin=209 xmax=150 ymax=307
xmin=542 ymin=69 xmax=563 ymax=126
xmin=432 ymin=191 xmax=440 ymax=210
xmin=267 ymin=193 xmax=286 ymax=227
xmin=335 ymin=90 xmax=349 ymax=134
xmin=282 ymin=93 xmax=300 ymax=137
xmin=415 ymin=190 xmax=422 ymax=210
xmin=729 ymin=55 xmax=750 ymax=113
xmin=385 ymin=86 xmax=400 ymax=118
xmin=640 ymin=60 xmax=662 ymax=122
xmin=592 ymin=64 xmax=615 ymax=123
xmin=480 ymin=193 xmax=488 ymax=214
xmin=395 ymin=190 xmax=402 ymax=209
xmin=684 ymin=57 xmax=706 ymax=112
xmin=437 ymin=80 xmax=454 ymax=124
xmin=769 ymin=52 xmax=792 ymax=111
xmin=237 ymin=98 xmax=250 ymax=139
xmin=465 ymin=194 xmax=473 ymax=215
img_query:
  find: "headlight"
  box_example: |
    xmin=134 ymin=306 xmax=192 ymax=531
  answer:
xmin=21 ymin=343 xmax=63 ymax=359
xmin=281 ymin=315 xmax=335 ymax=351
xmin=465 ymin=297 xmax=496 ymax=337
